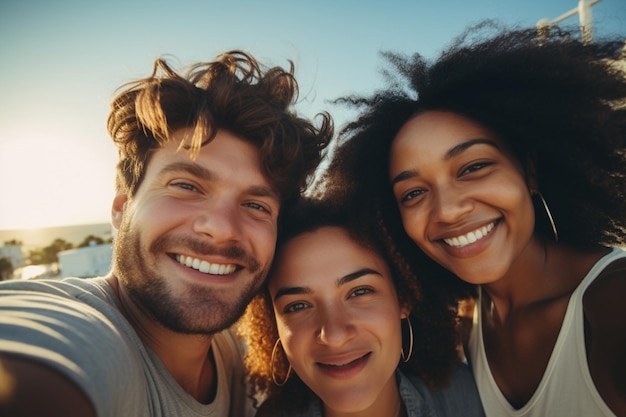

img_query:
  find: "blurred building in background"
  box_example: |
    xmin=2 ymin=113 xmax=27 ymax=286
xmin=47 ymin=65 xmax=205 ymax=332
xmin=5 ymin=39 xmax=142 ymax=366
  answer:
xmin=58 ymin=242 xmax=112 ymax=278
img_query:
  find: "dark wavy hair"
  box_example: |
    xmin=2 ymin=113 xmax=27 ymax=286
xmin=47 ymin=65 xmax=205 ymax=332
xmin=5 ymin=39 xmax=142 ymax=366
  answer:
xmin=236 ymin=197 xmax=460 ymax=415
xmin=319 ymin=22 xmax=626 ymax=304
xmin=107 ymin=50 xmax=333 ymax=206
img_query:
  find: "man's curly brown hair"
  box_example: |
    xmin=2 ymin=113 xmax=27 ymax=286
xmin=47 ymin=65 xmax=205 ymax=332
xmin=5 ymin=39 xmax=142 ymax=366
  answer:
xmin=107 ymin=50 xmax=333 ymax=206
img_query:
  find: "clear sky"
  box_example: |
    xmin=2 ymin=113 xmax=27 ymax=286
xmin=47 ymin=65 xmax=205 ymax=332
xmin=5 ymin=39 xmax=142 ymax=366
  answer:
xmin=1 ymin=0 xmax=625 ymax=230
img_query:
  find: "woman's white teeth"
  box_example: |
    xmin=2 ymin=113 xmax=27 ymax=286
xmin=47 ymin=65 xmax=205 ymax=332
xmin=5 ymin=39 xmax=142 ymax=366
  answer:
xmin=175 ymin=255 xmax=236 ymax=275
xmin=443 ymin=222 xmax=495 ymax=248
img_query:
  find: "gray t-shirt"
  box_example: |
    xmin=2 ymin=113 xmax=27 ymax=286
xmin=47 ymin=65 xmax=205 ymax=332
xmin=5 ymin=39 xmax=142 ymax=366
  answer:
xmin=0 ymin=276 xmax=253 ymax=417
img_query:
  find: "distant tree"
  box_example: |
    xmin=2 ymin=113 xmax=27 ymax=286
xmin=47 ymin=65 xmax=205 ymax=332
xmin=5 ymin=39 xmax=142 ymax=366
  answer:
xmin=28 ymin=248 xmax=44 ymax=265
xmin=28 ymin=238 xmax=74 ymax=265
xmin=77 ymin=234 xmax=106 ymax=248
xmin=3 ymin=239 xmax=22 ymax=246
xmin=0 ymin=257 xmax=13 ymax=281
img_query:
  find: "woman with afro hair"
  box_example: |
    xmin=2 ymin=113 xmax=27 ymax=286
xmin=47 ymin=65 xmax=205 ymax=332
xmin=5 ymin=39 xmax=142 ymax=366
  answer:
xmin=319 ymin=22 xmax=626 ymax=417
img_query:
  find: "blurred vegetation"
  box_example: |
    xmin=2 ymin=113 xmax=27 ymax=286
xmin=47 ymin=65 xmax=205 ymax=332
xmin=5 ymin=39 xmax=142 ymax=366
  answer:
xmin=3 ymin=234 xmax=113 ymax=266
xmin=0 ymin=257 xmax=13 ymax=280
xmin=77 ymin=234 xmax=107 ymax=248
xmin=29 ymin=238 xmax=74 ymax=265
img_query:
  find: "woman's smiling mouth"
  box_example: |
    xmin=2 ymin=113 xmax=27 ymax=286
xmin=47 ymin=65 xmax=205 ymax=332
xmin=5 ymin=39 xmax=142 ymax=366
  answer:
xmin=316 ymin=352 xmax=372 ymax=377
xmin=442 ymin=221 xmax=496 ymax=248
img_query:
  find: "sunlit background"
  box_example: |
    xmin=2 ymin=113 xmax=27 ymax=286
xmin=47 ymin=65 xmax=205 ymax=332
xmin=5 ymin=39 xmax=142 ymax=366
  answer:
xmin=1 ymin=0 xmax=625 ymax=231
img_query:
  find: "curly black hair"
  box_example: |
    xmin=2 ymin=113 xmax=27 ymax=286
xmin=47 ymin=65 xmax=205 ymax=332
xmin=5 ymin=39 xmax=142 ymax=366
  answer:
xmin=320 ymin=22 xmax=626 ymax=304
xmin=236 ymin=197 xmax=460 ymax=415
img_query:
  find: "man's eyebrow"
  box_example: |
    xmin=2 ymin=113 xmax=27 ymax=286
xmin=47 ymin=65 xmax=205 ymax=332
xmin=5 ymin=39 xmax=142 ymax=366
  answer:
xmin=273 ymin=267 xmax=382 ymax=302
xmin=160 ymin=161 xmax=214 ymax=180
xmin=160 ymin=161 xmax=279 ymax=200
xmin=390 ymin=138 xmax=500 ymax=187
xmin=247 ymin=185 xmax=280 ymax=201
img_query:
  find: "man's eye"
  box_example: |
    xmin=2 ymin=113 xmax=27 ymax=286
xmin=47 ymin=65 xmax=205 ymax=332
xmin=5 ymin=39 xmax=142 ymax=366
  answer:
xmin=172 ymin=182 xmax=197 ymax=191
xmin=245 ymin=202 xmax=269 ymax=212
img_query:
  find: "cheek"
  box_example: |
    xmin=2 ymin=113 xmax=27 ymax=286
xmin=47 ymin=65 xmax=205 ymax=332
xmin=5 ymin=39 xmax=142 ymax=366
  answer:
xmin=134 ymin=197 xmax=187 ymax=230
xmin=398 ymin=208 xmax=427 ymax=245
xmin=276 ymin=322 xmax=307 ymax=367
xmin=246 ymin=220 xmax=278 ymax=260
xmin=362 ymin=306 xmax=403 ymax=341
xmin=497 ymin=177 xmax=533 ymax=216
xmin=517 ymin=192 xmax=536 ymax=236
xmin=275 ymin=316 xmax=301 ymax=347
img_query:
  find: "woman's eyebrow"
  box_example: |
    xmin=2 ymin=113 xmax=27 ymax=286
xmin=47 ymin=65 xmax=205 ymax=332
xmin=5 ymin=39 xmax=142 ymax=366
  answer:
xmin=444 ymin=138 xmax=500 ymax=160
xmin=273 ymin=267 xmax=382 ymax=302
xmin=391 ymin=138 xmax=500 ymax=187
xmin=273 ymin=286 xmax=311 ymax=302
xmin=337 ymin=268 xmax=382 ymax=286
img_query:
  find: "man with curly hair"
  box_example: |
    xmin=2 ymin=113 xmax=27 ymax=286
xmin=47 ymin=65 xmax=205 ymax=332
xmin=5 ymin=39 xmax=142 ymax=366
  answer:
xmin=0 ymin=50 xmax=332 ymax=417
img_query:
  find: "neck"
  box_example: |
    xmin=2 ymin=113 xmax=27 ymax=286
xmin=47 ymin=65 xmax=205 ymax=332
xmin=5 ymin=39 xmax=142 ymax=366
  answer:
xmin=481 ymin=243 xmax=605 ymax=324
xmin=323 ymin=372 xmax=403 ymax=417
xmin=106 ymin=275 xmax=216 ymax=402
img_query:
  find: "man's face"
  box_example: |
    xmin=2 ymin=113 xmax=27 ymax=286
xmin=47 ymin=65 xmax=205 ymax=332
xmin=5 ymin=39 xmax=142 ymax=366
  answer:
xmin=112 ymin=127 xmax=280 ymax=334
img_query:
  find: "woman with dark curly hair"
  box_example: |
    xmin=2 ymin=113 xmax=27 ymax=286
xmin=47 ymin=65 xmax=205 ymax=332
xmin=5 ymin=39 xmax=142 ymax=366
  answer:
xmin=237 ymin=198 xmax=485 ymax=416
xmin=319 ymin=22 xmax=626 ymax=417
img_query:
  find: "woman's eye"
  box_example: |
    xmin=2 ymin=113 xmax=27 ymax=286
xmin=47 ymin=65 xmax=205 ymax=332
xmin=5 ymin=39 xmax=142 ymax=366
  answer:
xmin=401 ymin=189 xmax=425 ymax=203
xmin=349 ymin=287 xmax=373 ymax=298
xmin=284 ymin=302 xmax=309 ymax=313
xmin=460 ymin=161 xmax=492 ymax=176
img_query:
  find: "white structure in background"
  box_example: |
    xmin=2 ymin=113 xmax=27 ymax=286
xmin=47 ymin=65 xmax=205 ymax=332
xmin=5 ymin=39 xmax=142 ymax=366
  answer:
xmin=58 ymin=242 xmax=113 ymax=278
xmin=0 ymin=245 xmax=25 ymax=269
xmin=537 ymin=0 xmax=601 ymax=44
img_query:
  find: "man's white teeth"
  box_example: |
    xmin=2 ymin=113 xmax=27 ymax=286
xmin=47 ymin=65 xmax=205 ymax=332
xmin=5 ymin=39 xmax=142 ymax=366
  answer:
xmin=443 ymin=222 xmax=495 ymax=248
xmin=175 ymin=255 xmax=236 ymax=275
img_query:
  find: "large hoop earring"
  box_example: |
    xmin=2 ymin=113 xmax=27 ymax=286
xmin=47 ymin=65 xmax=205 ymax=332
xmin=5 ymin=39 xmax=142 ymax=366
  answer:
xmin=271 ymin=339 xmax=292 ymax=386
xmin=534 ymin=191 xmax=559 ymax=242
xmin=401 ymin=317 xmax=414 ymax=363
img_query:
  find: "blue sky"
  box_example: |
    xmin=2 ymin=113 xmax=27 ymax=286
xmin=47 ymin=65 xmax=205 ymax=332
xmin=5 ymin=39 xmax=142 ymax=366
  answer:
xmin=1 ymin=0 xmax=625 ymax=230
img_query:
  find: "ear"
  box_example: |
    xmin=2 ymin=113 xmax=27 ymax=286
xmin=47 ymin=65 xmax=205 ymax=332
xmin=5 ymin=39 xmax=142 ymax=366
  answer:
xmin=111 ymin=193 xmax=128 ymax=229
xmin=525 ymin=154 xmax=538 ymax=192
xmin=400 ymin=304 xmax=412 ymax=320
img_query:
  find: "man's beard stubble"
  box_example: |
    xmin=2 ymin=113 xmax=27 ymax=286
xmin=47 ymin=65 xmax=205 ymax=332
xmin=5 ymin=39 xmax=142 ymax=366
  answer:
xmin=112 ymin=220 xmax=268 ymax=335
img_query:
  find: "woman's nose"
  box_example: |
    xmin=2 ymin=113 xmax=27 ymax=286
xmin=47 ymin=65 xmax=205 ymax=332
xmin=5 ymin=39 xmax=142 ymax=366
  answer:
xmin=316 ymin=307 xmax=357 ymax=347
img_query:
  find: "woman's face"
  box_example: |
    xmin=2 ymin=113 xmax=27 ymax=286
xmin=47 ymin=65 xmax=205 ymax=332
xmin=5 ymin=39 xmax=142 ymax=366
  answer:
xmin=389 ymin=111 xmax=536 ymax=284
xmin=269 ymin=226 xmax=408 ymax=414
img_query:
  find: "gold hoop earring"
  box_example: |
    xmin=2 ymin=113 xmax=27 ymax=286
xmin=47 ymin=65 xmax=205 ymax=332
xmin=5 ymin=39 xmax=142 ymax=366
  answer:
xmin=401 ymin=317 xmax=414 ymax=363
xmin=271 ymin=339 xmax=292 ymax=386
xmin=534 ymin=191 xmax=559 ymax=242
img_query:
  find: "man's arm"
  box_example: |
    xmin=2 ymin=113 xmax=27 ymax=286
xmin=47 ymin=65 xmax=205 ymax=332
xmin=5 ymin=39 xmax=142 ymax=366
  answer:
xmin=0 ymin=354 xmax=96 ymax=417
